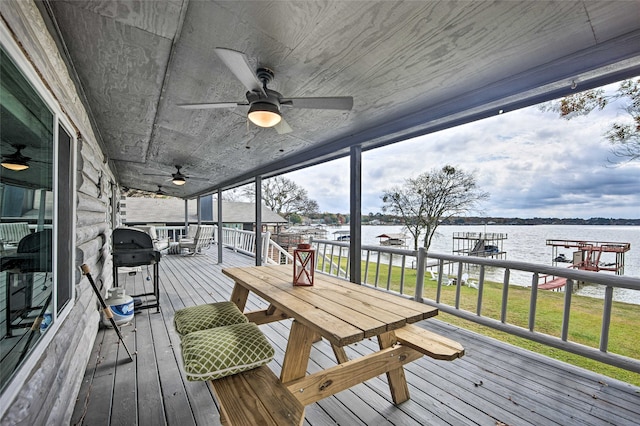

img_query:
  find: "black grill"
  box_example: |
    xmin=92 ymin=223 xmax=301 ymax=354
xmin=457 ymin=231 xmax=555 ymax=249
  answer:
xmin=1 ymin=229 xmax=52 ymax=337
xmin=112 ymin=228 xmax=160 ymax=267
xmin=112 ymin=228 xmax=160 ymax=311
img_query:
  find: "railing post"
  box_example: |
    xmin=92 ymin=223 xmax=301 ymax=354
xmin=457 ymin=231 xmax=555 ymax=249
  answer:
xmin=263 ymin=231 xmax=271 ymax=264
xmin=455 ymin=262 xmax=463 ymax=309
xmin=217 ymin=188 xmax=223 ymax=264
xmin=561 ymin=279 xmax=574 ymax=341
xmin=233 ymin=228 xmax=238 ymax=251
xmin=600 ymin=286 xmax=613 ymax=352
xmin=476 ymin=265 xmax=485 ymax=316
xmin=529 ymin=272 xmax=539 ymax=332
xmin=500 ymin=268 xmax=510 ymax=323
xmin=415 ymin=247 xmax=425 ymax=303
xmin=436 ymin=260 xmax=444 ymax=303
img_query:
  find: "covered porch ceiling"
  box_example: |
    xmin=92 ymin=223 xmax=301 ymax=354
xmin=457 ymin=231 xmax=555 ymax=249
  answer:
xmin=41 ymin=1 xmax=640 ymax=199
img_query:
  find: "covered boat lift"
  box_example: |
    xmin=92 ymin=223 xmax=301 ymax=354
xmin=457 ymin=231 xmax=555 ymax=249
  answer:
xmin=546 ymin=239 xmax=631 ymax=275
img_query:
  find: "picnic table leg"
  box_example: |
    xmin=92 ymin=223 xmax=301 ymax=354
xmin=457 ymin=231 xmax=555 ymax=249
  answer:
xmin=331 ymin=344 xmax=349 ymax=364
xmin=281 ymin=320 xmax=316 ymax=383
xmin=230 ymin=283 xmax=249 ymax=311
xmin=378 ymin=331 xmax=411 ymax=404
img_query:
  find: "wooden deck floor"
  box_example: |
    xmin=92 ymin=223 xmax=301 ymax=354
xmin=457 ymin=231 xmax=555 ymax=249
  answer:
xmin=72 ymin=247 xmax=640 ymax=426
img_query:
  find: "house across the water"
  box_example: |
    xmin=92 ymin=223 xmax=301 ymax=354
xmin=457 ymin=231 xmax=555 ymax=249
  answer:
xmin=122 ymin=196 xmax=287 ymax=233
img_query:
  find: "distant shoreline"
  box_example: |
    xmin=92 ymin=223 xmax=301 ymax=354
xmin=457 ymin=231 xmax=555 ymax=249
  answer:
xmin=361 ymin=217 xmax=640 ymax=226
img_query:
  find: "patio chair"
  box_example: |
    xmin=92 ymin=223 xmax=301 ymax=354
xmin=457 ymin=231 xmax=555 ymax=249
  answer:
xmin=0 ymin=222 xmax=31 ymax=245
xmin=178 ymin=225 xmax=214 ymax=255
xmin=447 ymin=273 xmax=469 ymax=286
xmin=133 ymin=225 xmax=170 ymax=252
xmin=178 ymin=225 xmax=199 ymax=244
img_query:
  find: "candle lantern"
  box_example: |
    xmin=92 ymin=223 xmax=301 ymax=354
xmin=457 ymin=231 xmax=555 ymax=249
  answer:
xmin=293 ymin=243 xmax=315 ymax=286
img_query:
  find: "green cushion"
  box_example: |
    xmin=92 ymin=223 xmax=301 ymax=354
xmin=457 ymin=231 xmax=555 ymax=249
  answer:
xmin=174 ymin=302 xmax=247 ymax=336
xmin=180 ymin=322 xmax=275 ymax=381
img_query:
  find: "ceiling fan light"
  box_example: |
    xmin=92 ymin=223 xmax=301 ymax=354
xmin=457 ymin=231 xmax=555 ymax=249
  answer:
xmin=1 ymin=159 xmax=29 ymax=171
xmin=248 ymin=102 xmax=281 ymax=127
xmin=172 ymin=176 xmax=186 ymax=185
xmin=2 ymin=146 xmax=30 ymax=171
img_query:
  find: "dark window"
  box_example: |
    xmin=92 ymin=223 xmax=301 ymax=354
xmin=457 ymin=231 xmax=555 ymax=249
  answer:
xmin=0 ymin=47 xmax=73 ymax=393
xmin=56 ymin=125 xmax=72 ymax=312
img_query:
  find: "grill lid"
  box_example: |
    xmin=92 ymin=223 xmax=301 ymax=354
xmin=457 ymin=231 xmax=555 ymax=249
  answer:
xmin=113 ymin=227 xmax=154 ymax=250
xmin=112 ymin=228 xmax=160 ymax=267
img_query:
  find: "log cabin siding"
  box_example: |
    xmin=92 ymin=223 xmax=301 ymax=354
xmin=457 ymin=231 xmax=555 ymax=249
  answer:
xmin=0 ymin=1 xmax=119 ymax=423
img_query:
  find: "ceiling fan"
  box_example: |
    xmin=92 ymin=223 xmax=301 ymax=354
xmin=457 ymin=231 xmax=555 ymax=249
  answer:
xmin=143 ymin=165 xmax=207 ymax=186
xmin=1 ymin=144 xmax=31 ymax=171
xmin=178 ymin=48 xmax=353 ymax=134
xmin=155 ymin=185 xmax=166 ymax=195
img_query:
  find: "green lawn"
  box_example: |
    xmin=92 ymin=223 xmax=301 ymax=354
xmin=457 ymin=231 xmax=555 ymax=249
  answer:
xmin=319 ymin=257 xmax=640 ymax=386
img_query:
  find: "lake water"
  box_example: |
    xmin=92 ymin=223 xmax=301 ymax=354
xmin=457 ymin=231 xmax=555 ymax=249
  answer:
xmin=328 ymin=224 xmax=640 ymax=304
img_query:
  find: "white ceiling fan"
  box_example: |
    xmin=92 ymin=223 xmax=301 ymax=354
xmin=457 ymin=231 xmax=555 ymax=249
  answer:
xmin=178 ymin=48 xmax=353 ymax=134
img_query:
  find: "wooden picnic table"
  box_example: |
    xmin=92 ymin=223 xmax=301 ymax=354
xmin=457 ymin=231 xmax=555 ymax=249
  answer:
xmin=222 ymin=264 xmax=447 ymax=407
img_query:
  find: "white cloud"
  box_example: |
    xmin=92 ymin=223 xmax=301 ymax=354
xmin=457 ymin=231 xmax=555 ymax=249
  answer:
xmin=285 ymin=84 xmax=640 ymax=219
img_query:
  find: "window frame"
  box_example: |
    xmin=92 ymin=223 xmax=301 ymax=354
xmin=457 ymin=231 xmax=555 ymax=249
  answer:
xmin=0 ymin=22 xmax=77 ymax=404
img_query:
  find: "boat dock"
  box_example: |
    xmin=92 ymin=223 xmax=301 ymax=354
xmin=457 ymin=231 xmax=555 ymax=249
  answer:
xmin=546 ymin=239 xmax=631 ymax=275
xmin=452 ymin=232 xmax=507 ymax=259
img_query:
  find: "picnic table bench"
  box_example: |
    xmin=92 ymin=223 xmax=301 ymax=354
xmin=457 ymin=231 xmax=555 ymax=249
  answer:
xmin=207 ymin=321 xmax=462 ymax=425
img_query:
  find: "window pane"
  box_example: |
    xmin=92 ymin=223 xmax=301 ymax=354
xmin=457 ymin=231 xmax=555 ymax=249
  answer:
xmin=56 ymin=125 xmax=72 ymax=312
xmin=0 ymin=48 xmax=54 ymax=392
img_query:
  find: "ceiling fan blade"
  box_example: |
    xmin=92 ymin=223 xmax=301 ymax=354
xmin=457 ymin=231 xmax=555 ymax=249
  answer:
xmin=215 ymin=48 xmax=266 ymax=97
xmin=142 ymin=173 xmax=171 ymax=177
xmin=274 ymin=119 xmax=292 ymax=134
xmin=280 ymin=97 xmax=353 ymax=110
xmin=178 ymin=102 xmax=243 ymax=109
xmin=183 ymin=176 xmax=209 ymax=181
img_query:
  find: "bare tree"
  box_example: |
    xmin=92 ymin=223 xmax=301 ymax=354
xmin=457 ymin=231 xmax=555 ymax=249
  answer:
xmin=541 ymin=78 xmax=639 ymax=162
xmin=244 ymin=176 xmax=319 ymax=220
xmin=221 ymin=187 xmax=247 ymax=201
xmin=382 ymin=166 xmax=489 ymax=251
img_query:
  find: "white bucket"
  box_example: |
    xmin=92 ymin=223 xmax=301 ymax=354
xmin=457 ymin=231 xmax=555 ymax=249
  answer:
xmin=102 ymin=287 xmax=134 ymax=326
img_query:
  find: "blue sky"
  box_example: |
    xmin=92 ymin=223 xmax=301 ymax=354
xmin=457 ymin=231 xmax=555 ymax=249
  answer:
xmin=281 ymin=81 xmax=640 ymax=219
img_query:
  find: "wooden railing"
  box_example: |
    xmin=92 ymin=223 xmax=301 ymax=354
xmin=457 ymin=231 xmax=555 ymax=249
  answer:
xmin=155 ymin=225 xmax=292 ymax=264
xmin=155 ymin=225 xmax=188 ymax=242
xmin=311 ymin=238 xmax=640 ymax=374
xmin=217 ymin=227 xmax=293 ymax=265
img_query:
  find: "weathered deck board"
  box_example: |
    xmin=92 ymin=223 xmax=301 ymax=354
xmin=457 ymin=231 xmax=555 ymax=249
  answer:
xmin=72 ymin=247 xmax=640 ymax=426
xmin=133 ymin=306 xmax=166 ymax=426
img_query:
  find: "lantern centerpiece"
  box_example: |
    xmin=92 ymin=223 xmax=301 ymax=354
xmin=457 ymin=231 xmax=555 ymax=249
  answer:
xmin=293 ymin=243 xmax=315 ymax=286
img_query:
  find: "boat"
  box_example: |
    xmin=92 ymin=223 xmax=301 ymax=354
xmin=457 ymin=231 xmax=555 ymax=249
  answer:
xmin=376 ymin=233 xmax=408 ymax=247
xmin=553 ymin=253 xmax=572 ymax=263
xmin=333 ymin=230 xmax=350 ymax=241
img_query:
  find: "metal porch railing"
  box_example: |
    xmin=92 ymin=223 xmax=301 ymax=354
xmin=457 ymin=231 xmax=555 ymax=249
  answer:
xmin=311 ymin=238 xmax=640 ymax=374
xmin=163 ymin=225 xmax=639 ymax=374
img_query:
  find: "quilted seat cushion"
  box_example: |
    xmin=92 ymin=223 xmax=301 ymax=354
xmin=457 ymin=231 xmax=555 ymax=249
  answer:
xmin=180 ymin=322 xmax=275 ymax=381
xmin=174 ymin=302 xmax=247 ymax=336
